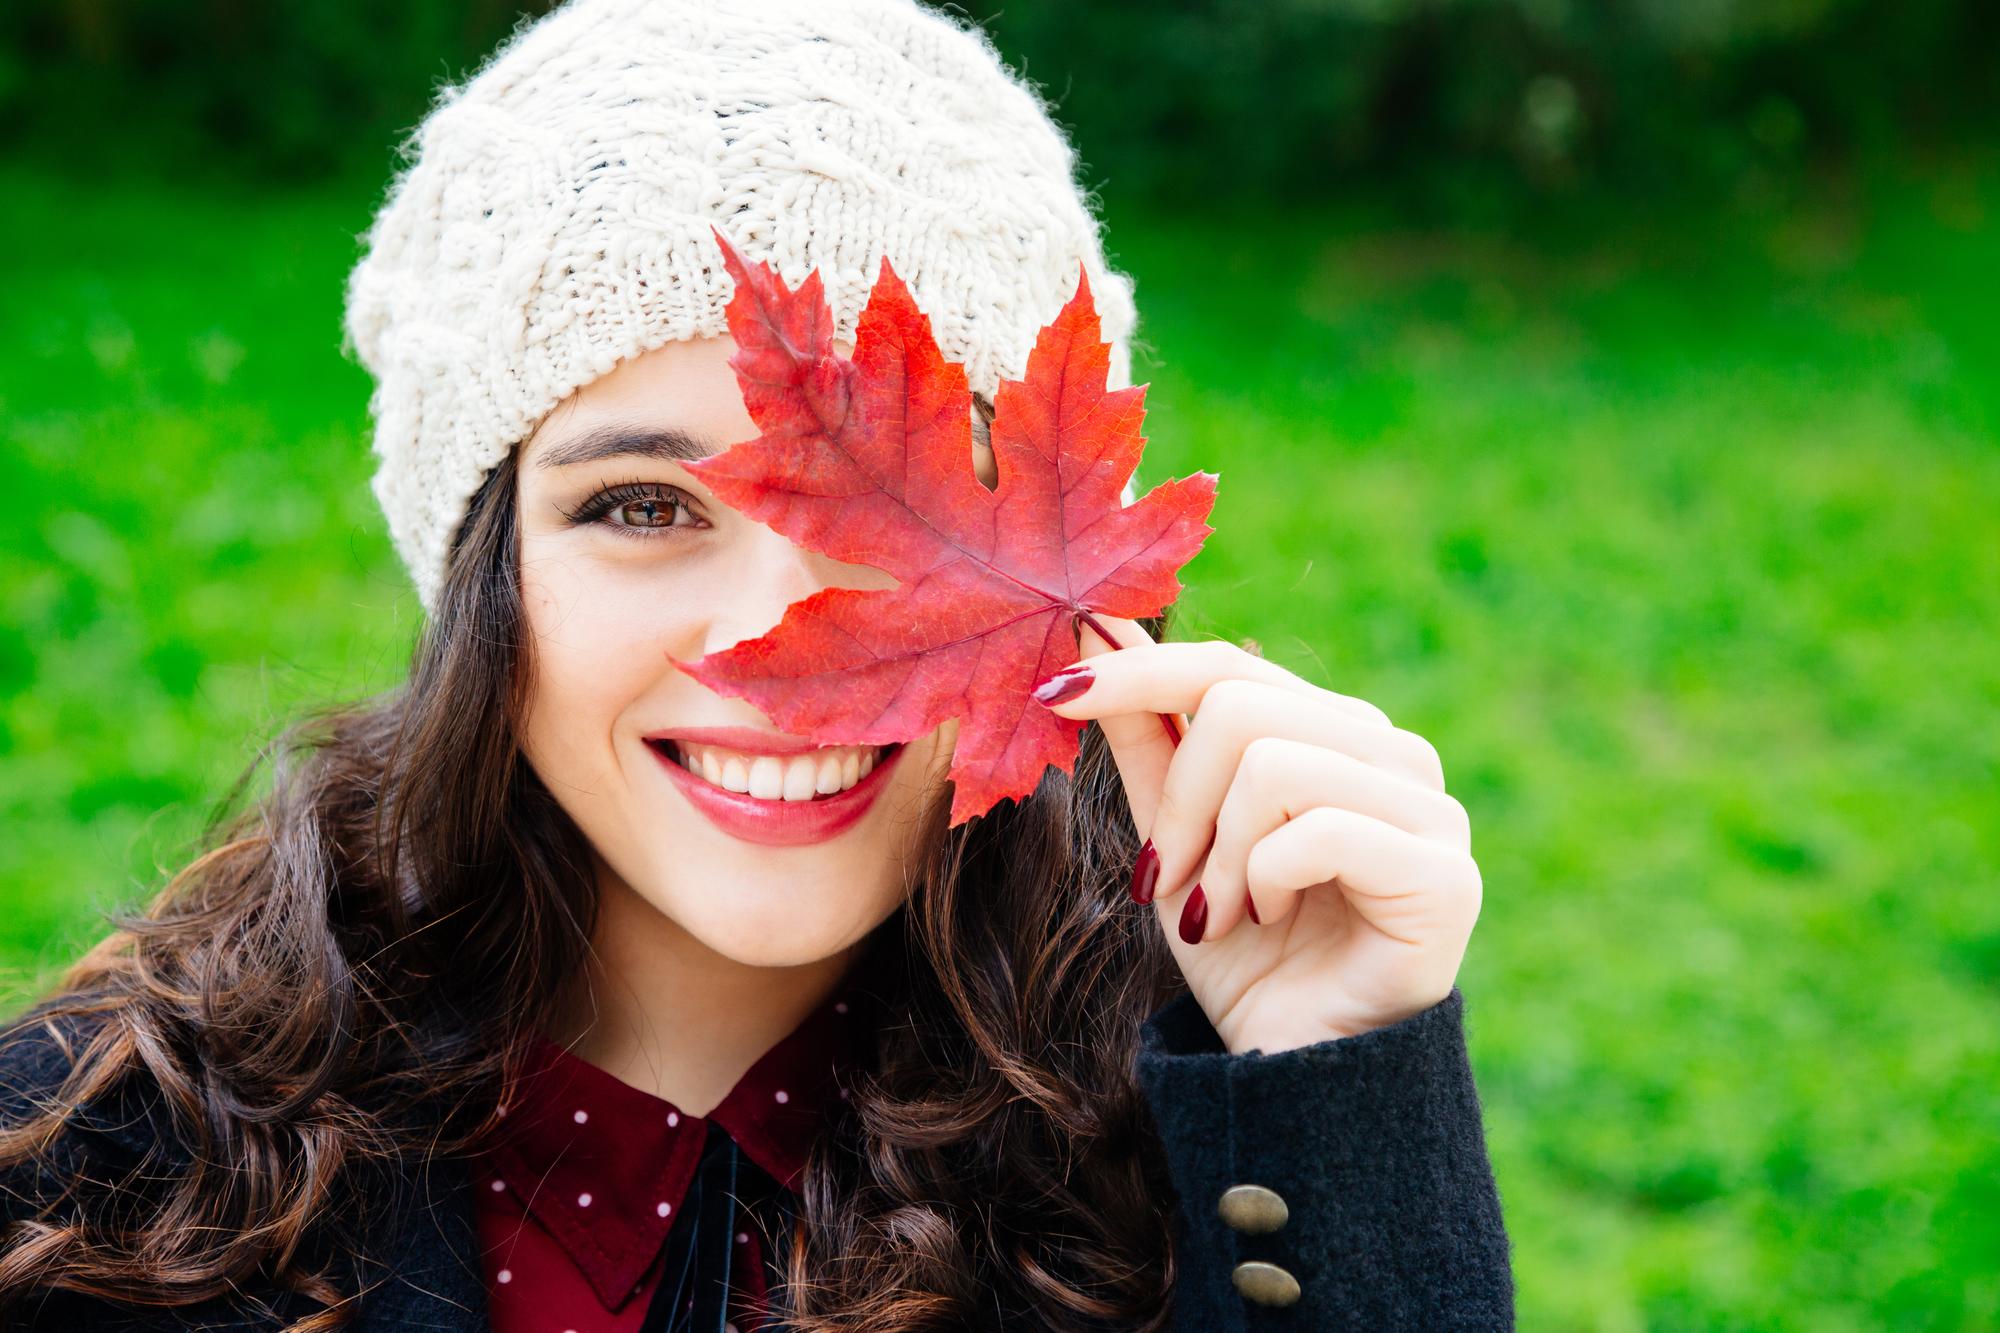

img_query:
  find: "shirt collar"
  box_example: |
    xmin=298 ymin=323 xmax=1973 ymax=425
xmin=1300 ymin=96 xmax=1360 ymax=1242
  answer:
xmin=478 ymin=976 xmax=873 ymax=1309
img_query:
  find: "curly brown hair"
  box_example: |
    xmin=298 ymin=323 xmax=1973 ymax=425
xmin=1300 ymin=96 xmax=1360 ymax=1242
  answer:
xmin=0 ymin=413 xmax=1187 ymax=1330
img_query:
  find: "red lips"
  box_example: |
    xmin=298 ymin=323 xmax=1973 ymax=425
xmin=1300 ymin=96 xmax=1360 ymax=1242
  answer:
xmin=645 ymin=737 xmax=905 ymax=847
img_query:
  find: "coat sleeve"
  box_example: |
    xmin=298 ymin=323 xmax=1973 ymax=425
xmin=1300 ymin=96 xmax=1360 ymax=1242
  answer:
xmin=0 ymin=1001 xmax=323 ymax=1330
xmin=0 ymin=1001 xmax=176 ymax=1249
xmin=0 ymin=1001 xmax=100 ymax=1232
xmin=1134 ymin=986 xmax=1515 ymax=1331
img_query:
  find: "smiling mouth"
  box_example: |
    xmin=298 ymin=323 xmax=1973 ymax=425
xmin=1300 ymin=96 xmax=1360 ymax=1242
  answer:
xmin=646 ymin=739 xmax=901 ymax=802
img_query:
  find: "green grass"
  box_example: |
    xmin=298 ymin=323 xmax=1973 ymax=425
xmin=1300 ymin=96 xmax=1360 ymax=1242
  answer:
xmin=3 ymin=156 xmax=1996 ymax=1329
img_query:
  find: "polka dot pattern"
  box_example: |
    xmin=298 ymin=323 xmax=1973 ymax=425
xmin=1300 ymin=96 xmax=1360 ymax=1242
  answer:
xmin=474 ymin=986 xmax=869 ymax=1322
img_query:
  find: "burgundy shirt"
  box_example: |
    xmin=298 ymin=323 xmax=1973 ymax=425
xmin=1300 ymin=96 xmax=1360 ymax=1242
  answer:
xmin=470 ymin=980 xmax=872 ymax=1332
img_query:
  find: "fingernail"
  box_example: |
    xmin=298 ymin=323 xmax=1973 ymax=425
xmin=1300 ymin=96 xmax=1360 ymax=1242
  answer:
xmin=1031 ymin=665 xmax=1094 ymax=706
xmin=1129 ymin=840 xmax=1159 ymax=905
xmin=1178 ymin=884 xmax=1208 ymax=944
xmin=1246 ymin=894 xmax=1261 ymax=925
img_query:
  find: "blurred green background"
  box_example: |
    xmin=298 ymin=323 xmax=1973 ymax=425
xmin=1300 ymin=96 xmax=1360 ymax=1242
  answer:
xmin=2 ymin=1 xmax=1995 ymax=1328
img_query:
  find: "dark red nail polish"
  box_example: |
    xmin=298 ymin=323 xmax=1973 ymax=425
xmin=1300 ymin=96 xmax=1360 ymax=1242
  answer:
xmin=1246 ymin=894 xmax=1261 ymax=925
xmin=1178 ymin=884 xmax=1208 ymax=944
xmin=1129 ymin=840 xmax=1159 ymax=904
xmin=1032 ymin=665 xmax=1094 ymax=706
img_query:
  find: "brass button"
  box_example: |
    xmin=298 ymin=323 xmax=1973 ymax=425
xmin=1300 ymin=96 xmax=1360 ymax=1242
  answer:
xmin=1216 ymin=1183 xmax=1289 ymax=1233
xmin=1231 ymin=1260 xmax=1301 ymax=1307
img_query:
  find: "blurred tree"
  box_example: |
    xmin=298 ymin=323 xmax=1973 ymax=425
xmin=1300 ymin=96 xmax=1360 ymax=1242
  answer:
xmin=974 ymin=0 xmax=1996 ymax=210
xmin=0 ymin=0 xmax=1990 ymax=206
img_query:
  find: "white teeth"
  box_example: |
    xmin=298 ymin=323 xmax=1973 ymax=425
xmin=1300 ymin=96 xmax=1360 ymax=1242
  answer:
xmin=667 ymin=740 xmax=889 ymax=800
xmin=780 ymin=756 xmax=818 ymax=801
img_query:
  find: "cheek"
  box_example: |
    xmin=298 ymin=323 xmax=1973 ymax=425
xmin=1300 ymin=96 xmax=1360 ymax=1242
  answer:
xmin=911 ymin=719 xmax=960 ymax=788
xmin=876 ymin=719 xmax=959 ymax=838
xmin=517 ymin=553 xmax=679 ymax=775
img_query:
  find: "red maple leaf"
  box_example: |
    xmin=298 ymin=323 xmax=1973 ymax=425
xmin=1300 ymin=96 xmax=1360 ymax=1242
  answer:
xmin=676 ymin=227 xmax=1218 ymax=824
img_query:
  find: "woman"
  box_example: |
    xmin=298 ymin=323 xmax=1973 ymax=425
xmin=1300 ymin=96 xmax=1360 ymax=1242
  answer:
xmin=0 ymin=0 xmax=1513 ymax=1329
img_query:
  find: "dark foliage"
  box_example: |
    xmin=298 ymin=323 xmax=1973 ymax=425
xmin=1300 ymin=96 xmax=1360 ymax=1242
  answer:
xmin=0 ymin=0 xmax=1991 ymax=208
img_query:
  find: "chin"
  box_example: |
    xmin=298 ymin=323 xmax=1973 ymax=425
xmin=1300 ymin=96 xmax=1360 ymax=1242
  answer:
xmin=657 ymin=873 xmax=901 ymax=968
xmin=564 ymin=730 xmax=952 ymax=962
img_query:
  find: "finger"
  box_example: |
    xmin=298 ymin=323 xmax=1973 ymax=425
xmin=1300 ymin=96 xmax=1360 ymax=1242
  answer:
xmin=1197 ymin=737 xmax=1472 ymax=938
xmin=1039 ymin=639 xmax=1393 ymax=730
xmin=1070 ymin=615 xmax=1177 ymax=835
xmin=1243 ymin=806 xmax=1483 ymax=947
xmin=1146 ymin=678 xmax=1450 ymax=899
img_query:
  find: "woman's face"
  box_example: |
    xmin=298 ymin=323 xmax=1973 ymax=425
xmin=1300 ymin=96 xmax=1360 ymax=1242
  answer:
xmin=514 ymin=334 xmax=980 ymax=968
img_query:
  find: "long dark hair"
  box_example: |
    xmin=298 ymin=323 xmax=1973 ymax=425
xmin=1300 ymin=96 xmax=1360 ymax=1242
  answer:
xmin=0 ymin=411 xmax=1186 ymax=1330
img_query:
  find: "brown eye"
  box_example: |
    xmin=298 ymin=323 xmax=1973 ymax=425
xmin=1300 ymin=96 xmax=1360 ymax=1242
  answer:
xmin=561 ymin=482 xmax=707 ymax=540
xmin=614 ymin=495 xmax=689 ymax=528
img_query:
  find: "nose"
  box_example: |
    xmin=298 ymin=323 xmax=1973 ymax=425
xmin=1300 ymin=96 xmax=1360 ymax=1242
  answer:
xmin=696 ymin=521 xmax=853 ymax=658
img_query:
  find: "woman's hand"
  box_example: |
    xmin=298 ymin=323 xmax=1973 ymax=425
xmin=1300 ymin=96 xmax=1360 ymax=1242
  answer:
xmin=1036 ymin=617 xmax=1483 ymax=1056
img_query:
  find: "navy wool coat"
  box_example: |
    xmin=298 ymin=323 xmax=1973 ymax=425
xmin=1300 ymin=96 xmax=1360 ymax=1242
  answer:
xmin=0 ymin=987 xmax=1514 ymax=1330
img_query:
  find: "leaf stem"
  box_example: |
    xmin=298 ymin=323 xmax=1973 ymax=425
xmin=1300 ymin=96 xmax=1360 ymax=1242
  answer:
xmin=1073 ymin=609 xmax=1183 ymax=746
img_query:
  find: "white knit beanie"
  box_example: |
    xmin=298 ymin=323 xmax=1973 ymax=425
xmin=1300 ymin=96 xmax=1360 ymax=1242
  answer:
xmin=343 ymin=0 xmax=1143 ymax=615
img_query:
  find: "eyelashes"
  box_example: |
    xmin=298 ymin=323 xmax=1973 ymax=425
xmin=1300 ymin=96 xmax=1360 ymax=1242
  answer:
xmin=557 ymin=479 xmax=707 ymax=539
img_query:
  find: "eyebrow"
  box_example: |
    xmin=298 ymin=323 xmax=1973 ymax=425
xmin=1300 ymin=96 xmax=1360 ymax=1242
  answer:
xmin=532 ymin=424 xmax=722 ymax=470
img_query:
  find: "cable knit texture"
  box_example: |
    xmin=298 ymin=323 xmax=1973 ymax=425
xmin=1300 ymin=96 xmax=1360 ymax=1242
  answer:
xmin=342 ymin=0 xmax=1143 ymax=613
